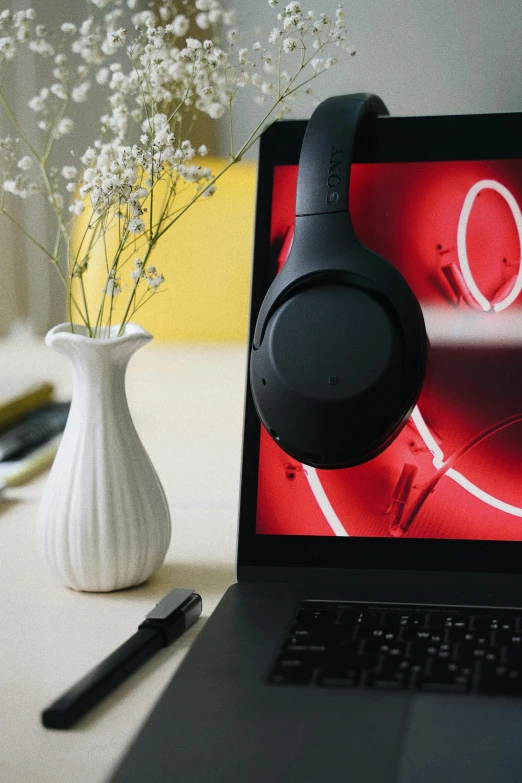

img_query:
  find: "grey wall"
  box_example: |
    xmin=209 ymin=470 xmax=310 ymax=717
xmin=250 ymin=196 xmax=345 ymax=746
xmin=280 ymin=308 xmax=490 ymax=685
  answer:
xmin=228 ymin=0 xmax=522 ymax=156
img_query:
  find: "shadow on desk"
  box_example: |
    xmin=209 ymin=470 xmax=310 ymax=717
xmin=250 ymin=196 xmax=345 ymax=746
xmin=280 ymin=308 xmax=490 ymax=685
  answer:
xmin=77 ymin=561 xmax=235 ymax=604
xmin=148 ymin=560 xmax=235 ymax=597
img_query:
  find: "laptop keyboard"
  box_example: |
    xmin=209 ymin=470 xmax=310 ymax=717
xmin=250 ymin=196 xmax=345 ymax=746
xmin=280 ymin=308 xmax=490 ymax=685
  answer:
xmin=268 ymin=602 xmax=522 ymax=695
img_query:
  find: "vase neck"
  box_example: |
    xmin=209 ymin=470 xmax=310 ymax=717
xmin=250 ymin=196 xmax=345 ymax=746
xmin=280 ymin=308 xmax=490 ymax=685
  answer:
xmin=45 ymin=322 xmax=152 ymax=413
xmin=45 ymin=322 xmax=152 ymax=367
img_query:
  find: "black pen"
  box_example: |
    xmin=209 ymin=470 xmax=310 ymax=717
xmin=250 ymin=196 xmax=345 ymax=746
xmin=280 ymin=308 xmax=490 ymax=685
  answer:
xmin=42 ymin=588 xmax=202 ymax=730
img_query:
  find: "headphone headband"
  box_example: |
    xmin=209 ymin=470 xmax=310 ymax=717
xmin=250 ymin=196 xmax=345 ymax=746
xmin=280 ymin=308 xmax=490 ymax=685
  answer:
xmin=295 ymin=93 xmax=388 ymax=218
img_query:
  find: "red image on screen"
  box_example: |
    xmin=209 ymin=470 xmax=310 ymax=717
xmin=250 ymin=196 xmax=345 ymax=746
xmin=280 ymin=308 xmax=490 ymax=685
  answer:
xmin=256 ymin=160 xmax=522 ymax=540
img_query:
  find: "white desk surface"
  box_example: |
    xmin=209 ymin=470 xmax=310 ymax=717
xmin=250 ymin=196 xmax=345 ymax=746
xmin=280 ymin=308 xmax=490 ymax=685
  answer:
xmin=0 ymin=334 xmax=247 ymax=783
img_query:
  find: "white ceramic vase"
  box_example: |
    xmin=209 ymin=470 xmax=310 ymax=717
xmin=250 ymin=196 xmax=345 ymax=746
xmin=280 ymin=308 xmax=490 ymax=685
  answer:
xmin=36 ymin=322 xmax=171 ymax=592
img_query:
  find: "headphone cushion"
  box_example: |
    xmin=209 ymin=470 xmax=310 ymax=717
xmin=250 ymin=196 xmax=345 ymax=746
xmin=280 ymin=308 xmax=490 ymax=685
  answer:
xmin=251 ymin=282 xmax=421 ymax=468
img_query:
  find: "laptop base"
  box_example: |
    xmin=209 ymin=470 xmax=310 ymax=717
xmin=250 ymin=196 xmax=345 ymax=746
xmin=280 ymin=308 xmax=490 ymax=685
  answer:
xmin=108 ymin=581 xmax=522 ymax=783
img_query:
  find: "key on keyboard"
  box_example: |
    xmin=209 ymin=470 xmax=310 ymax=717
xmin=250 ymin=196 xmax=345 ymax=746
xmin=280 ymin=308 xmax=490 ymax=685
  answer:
xmin=268 ymin=601 xmax=522 ymax=695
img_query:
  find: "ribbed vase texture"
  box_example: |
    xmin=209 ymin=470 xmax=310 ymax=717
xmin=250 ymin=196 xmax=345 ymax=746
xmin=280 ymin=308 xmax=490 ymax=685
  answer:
xmin=36 ymin=322 xmax=171 ymax=591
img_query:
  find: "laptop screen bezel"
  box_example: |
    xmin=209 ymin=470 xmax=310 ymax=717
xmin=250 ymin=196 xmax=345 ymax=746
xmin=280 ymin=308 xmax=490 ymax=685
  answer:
xmin=237 ymin=111 xmax=522 ymax=575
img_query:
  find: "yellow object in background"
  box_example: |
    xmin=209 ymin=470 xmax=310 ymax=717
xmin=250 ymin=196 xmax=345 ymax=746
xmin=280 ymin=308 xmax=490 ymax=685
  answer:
xmin=0 ymin=382 xmax=54 ymax=430
xmin=76 ymin=158 xmax=257 ymax=343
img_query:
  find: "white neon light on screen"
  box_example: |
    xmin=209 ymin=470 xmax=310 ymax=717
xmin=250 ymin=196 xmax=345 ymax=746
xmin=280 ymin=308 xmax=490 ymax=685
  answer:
xmin=304 ymin=467 xmax=348 ymax=537
xmin=410 ymin=407 xmax=522 ymax=518
xmin=304 ymin=178 xmax=522 ymax=535
xmin=305 ymin=405 xmax=522 ymax=537
xmin=457 ymin=179 xmax=522 ymax=312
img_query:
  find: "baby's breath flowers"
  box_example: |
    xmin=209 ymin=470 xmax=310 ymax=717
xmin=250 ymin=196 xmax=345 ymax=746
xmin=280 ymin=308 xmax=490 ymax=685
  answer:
xmin=0 ymin=0 xmax=353 ymax=337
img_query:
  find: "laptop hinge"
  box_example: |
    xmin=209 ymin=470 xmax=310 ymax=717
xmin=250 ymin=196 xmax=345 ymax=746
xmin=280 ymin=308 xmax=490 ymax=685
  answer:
xmin=237 ymin=565 xmax=522 ymax=608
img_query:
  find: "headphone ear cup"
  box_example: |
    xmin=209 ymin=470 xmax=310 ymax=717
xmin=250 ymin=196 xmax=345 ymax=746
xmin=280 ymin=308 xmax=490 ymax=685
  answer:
xmin=250 ymin=270 xmax=425 ymax=469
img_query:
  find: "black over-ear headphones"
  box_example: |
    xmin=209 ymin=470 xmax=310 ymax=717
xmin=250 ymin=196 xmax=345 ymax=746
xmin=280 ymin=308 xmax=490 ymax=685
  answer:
xmin=250 ymin=93 xmax=427 ymax=469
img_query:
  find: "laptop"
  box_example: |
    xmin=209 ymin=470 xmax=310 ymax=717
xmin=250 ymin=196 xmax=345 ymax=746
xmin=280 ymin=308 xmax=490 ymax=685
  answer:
xmin=110 ymin=110 xmax=522 ymax=783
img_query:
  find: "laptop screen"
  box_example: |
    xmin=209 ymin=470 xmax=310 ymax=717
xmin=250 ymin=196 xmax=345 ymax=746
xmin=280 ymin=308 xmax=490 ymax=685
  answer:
xmin=257 ymin=158 xmax=522 ymax=541
xmin=239 ymin=112 xmax=522 ymax=574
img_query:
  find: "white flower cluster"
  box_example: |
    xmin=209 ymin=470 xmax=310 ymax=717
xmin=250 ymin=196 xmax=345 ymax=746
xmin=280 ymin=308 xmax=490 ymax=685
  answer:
xmin=0 ymin=0 xmax=350 ymax=337
xmin=126 ymin=25 xmax=231 ymax=128
xmin=217 ymin=2 xmax=352 ymax=114
xmin=0 ymin=9 xmax=35 ymax=62
xmin=0 ymin=135 xmax=39 ymax=200
xmin=3 ymin=175 xmax=39 ymax=199
xmin=130 ymin=259 xmax=165 ymax=291
xmin=77 ymin=109 xmax=213 ymax=236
